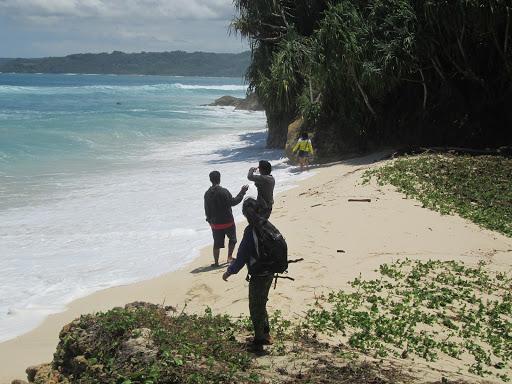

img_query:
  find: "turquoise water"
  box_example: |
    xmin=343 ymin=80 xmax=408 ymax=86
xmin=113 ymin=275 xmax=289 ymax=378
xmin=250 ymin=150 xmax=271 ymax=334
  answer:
xmin=0 ymin=73 xmax=300 ymax=342
xmin=0 ymin=74 xmax=249 ymax=206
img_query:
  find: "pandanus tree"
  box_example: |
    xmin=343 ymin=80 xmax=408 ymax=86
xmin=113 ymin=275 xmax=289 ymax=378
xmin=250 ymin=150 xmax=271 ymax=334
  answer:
xmin=306 ymin=0 xmax=419 ymax=151
xmin=233 ymin=0 xmax=512 ymax=153
xmin=232 ymin=0 xmax=328 ymax=148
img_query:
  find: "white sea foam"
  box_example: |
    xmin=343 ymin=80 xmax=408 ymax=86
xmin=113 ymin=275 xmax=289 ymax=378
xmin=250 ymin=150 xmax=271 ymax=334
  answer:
xmin=0 ymin=73 xmax=312 ymax=343
xmin=0 ymin=83 xmax=247 ymax=95
xmin=0 ymin=122 xmax=308 ymax=343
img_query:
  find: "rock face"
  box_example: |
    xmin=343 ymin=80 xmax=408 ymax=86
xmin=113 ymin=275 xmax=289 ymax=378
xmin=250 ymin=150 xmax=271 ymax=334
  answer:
xmin=118 ymin=327 xmax=157 ymax=364
xmin=24 ymin=364 xmax=65 ymax=384
xmin=208 ymin=93 xmax=264 ymax=111
xmin=285 ymin=117 xmax=305 ymax=160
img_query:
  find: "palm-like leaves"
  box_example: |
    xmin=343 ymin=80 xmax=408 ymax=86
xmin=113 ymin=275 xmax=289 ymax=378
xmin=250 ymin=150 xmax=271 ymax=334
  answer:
xmin=232 ymin=0 xmax=512 ymax=151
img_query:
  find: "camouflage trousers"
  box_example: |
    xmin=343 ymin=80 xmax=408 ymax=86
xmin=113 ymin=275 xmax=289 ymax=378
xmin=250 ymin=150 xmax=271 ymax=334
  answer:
xmin=249 ymin=274 xmax=274 ymax=341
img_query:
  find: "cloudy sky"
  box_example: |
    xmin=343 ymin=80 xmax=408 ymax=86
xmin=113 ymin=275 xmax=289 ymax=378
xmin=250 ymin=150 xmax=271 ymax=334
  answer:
xmin=0 ymin=0 xmax=248 ymax=58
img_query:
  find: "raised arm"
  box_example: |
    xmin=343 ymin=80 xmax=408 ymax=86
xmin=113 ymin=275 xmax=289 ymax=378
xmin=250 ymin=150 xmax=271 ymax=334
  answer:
xmin=248 ymin=167 xmax=257 ymax=181
xmin=248 ymin=167 xmax=265 ymax=182
xmin=228 ymin=185 xmax=248 ymax=206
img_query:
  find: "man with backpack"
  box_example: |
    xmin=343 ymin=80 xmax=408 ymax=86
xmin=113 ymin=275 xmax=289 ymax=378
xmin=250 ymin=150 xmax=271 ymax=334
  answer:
xmin=247 ymin=160 xmax=275 ymax=219
xmin=222 ymin=198 xmax=288 ymax=352
xmin=204 ymin=170 xmax=248 ymax=266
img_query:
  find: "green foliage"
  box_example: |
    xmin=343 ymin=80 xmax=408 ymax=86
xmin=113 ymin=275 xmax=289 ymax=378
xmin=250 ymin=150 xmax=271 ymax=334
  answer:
xmin=53 ymin=304 xmax=257 ymax=383
xmin=303 ymin=259 xmax=512 ymax=381
xmin=258 ymin=33 xmax=309 ymax=113
xmin=233 ymin=0 xmax=512 ymax=153
xmin=364 ymin=154 xmax=512 ymax=237
xmin=232 ymin=1 xmax=328 ymax=147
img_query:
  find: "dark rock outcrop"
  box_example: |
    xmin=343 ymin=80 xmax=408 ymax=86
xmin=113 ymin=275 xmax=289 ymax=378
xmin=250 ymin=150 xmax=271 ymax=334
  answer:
xmin=208 ymin=93 xmax=264 ymax=111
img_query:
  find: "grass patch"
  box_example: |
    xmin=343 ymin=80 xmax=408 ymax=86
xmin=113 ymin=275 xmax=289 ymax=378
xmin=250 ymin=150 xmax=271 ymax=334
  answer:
xmin=363 ymin=154 xmax=512 ymax=237
xmin=302 ymin=259 xmax=512 ymax=382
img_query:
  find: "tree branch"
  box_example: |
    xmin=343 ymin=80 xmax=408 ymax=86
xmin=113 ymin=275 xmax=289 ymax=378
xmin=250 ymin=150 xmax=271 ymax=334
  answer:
xmin=431 ymin=56 xmax=446 ymax=81
xmin=260 ymin=22 xmax=287 ymax=31
xmin=352 ymin=67 xmax=376 ymax=116
xmin=505 ymin=6 xmax=510 ymax=55
xmin=419 ymin=69 xmax=427 ymax=110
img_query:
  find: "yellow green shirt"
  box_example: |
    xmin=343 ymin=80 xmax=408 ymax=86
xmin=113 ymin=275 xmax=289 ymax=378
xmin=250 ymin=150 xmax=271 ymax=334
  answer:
xmin=293 ymin=139 xmax=314 ymax=154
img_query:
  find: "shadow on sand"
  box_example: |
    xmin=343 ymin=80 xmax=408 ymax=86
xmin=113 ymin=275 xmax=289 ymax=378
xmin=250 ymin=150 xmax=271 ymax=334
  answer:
xmin=190 ymin=262 xmax=228 ymax=274
xmin=206 ymin=131 xmax=390 ymax=170
xmin=206 ymin=131 xmax=285 ymax=165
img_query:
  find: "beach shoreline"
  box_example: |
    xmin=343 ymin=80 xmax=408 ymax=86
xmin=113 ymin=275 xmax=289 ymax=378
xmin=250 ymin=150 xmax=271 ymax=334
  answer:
xmin=2 ymin=152 xmax=511 ymax=383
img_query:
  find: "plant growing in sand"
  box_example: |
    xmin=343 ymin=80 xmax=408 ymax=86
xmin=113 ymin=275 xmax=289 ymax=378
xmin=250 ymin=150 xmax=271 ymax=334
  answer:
xmin=363 ymin=154 xmax=512 ymax=237
xmin=302 ymin=259 xmax=512 ymax=381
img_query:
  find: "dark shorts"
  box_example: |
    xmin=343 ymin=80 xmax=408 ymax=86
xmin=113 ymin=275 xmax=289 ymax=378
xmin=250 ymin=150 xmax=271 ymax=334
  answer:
xmin=298 ymin=150 xmax=309 ymax=158
xmin=212 ymin=224 xmax=237 ymax=249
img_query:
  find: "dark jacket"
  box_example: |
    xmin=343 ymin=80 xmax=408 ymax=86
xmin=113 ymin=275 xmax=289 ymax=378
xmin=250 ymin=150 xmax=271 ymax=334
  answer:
xmin=227 ymin=225 xmax=271 ymax=276
xmin=204 ymin=185 xmax=245 ymax=225
xmin=247 ymin=170 xmax=275 ymax=210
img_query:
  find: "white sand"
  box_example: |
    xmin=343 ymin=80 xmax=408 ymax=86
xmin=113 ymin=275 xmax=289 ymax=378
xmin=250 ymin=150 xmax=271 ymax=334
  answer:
xmin=1 ymin=153 xmax=510 ymax=383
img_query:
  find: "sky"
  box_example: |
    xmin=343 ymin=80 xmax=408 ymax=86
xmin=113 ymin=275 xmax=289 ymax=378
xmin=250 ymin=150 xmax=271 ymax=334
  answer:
xmin=0 ymin=0 xmax=249 ymax=58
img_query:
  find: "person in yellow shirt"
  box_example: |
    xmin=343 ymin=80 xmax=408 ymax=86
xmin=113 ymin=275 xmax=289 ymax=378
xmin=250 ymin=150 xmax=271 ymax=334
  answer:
xmin=292 ymin=132 xmax=314 ymax=171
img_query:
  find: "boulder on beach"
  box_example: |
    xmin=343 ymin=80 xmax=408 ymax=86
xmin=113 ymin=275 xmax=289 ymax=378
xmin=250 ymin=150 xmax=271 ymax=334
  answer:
xmin=207 ymin=93 xmax=263 ymax=111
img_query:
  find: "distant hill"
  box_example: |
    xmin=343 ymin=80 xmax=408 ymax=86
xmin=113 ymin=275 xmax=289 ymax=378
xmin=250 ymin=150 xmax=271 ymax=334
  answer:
xmin=0 ymin=58 xmax=13 ymax=66
xmin=0 ymin=51 xmax=251 ymax=77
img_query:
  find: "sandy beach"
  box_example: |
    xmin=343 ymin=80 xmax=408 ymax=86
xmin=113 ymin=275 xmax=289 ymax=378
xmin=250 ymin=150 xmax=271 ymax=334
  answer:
xmin=1 ymin=153 xmax=511 ymax=383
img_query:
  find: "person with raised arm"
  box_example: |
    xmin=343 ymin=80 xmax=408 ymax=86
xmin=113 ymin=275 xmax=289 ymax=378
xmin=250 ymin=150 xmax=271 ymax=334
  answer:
xmin=247 ymin=160 xmax=275 ymax=219
xmin=204 ymin=170 xmax=248 ymax=266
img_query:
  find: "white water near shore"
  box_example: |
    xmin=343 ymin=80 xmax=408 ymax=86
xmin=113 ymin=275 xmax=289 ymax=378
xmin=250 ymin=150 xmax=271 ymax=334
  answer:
xmin=0 ymin=74 xmax=310 ymax=342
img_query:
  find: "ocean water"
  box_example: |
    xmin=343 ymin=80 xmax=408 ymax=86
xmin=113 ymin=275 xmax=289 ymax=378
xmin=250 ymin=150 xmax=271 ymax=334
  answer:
xmin=0 ymin=73 xmax=303 ymax=342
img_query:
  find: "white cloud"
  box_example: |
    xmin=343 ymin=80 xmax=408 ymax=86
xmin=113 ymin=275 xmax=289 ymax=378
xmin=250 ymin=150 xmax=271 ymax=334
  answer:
xmin=0 ymin=0 xmax=234 ymax=21
xmin=0 ymin=0 xmax=246 ymax=57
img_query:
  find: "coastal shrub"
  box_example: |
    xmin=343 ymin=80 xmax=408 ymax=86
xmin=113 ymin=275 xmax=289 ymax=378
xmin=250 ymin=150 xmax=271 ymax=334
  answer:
xmin=303 ymin=259 xmax=512 ymax=382
xmin=363 ymin=154 xmax=512 ymax=237
xmin=52 ymin=303 xmax=257 ymax=383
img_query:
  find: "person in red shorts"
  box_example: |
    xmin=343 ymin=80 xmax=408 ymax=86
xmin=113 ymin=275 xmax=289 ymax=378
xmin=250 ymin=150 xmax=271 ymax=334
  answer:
xmin=204 ymin=170 xmax=248 ymax=266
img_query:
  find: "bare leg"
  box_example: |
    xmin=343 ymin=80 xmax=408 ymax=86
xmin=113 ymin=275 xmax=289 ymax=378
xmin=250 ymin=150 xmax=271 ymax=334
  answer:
xmin=227 ymin=242 xmax=236 ymax=263
xmin=299 ymin=157 xmax=305 ymax=171
xmin=213 ymin=247 xmax=220 ymax=266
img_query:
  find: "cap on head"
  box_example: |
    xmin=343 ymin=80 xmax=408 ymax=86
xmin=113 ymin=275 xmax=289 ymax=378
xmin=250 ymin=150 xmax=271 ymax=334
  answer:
xmin=258 ymin=160 xmax=271 ymax=175
xmin=209 ymin=170 xmax=221 ymax=184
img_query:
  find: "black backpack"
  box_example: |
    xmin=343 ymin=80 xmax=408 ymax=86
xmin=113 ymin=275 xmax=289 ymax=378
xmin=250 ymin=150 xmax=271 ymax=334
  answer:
xmin=249 ymin=220 xmax=288 ymax=276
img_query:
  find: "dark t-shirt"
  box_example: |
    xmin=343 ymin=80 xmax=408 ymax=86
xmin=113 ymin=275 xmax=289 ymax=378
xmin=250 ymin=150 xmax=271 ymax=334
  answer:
xmin=204 ymin=185 xmax=244 ymax=225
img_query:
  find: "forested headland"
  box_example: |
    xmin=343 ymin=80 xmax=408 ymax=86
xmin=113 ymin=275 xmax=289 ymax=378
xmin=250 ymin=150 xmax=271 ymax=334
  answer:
xmin=0 ymin=51 xmax=251 ymax=77
xmin=233 ymin=1 xmax=512 ymax=157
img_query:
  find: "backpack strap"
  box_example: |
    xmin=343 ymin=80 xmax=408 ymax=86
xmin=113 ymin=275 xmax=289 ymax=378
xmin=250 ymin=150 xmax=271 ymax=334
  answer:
xmin=273 ymin=274 xmax=295 ymax=289
xmin=272 ymin=259 xmax=303 ymax=288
